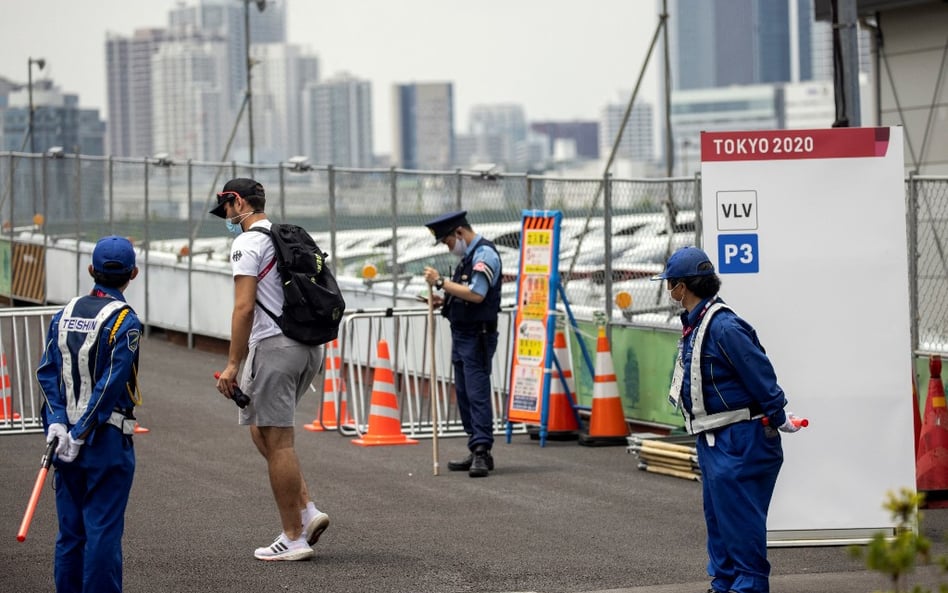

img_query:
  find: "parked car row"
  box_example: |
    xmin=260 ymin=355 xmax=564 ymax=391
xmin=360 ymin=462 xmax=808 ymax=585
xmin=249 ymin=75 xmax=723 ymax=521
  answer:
xmin=343 ymin=210 xmax=697 ymax=316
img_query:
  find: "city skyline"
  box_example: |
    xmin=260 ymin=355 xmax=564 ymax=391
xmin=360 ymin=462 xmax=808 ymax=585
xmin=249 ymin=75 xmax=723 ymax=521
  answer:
xmin=1 ymin=0 xmax=661 ymax=156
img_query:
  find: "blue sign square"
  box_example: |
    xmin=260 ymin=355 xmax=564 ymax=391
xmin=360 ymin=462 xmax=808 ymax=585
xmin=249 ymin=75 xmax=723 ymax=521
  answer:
xmin=717 ymin=234 xmax=759 ymax=274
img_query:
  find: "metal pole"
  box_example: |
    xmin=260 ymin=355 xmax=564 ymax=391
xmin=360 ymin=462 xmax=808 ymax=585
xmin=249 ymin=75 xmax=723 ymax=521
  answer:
xmin=244 ymin=0 xmax=255 ymax=164
xmin=603 ymin=172 xmax=614 ymax=337
xmin=907 ymin=173 xmax=918 ymax=352
xmin=27 ymin=60 xmax=35 ymax=157
xmin=390 ymin=167 xmax=398 ymax=307
xmin=278 ymin=165 xmax=286 ymax=222
xmin=662 ymin=0 xmax=673 ymax=178
xmin=187 ymin=160 xmax=194 ymax=350
xmin=143 ymin=159 xmax=150 ymax=336
xmin=328 ymin=165 xmax=337 ymax=274
xmin=831 ymin=0 xmax=862 ymax=127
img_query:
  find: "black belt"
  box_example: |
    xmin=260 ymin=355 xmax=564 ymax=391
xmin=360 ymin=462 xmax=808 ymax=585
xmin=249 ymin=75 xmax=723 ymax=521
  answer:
xmin=451 ymin=321 xmax=497 ymax=333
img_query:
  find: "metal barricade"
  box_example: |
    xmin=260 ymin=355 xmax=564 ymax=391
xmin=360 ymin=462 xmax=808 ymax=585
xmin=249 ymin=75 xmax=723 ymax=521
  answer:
xmin=333 ymin=305 xmax=522 ymax=440
xmin=0 ymin=306 xmax=61 ymax=435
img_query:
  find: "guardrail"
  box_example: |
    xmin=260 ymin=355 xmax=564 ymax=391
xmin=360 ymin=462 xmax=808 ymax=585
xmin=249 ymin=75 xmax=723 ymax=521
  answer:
xmin=330 ymin=305 xmax=523 ymax=440
xmin=0 ymin=306 xmax=61 ymax=435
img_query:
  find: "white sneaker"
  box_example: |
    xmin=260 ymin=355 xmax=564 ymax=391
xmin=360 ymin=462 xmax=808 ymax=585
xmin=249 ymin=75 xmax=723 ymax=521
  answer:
xmin=253 ymin=534 xmax=314 ymax=561
xmin=302 ymin=511 xmax=330 ymax=546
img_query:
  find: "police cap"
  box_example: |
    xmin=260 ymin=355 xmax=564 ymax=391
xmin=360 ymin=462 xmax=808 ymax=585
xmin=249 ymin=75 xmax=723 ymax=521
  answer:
xmin=425 ymin=210 xmax=468 ymax=244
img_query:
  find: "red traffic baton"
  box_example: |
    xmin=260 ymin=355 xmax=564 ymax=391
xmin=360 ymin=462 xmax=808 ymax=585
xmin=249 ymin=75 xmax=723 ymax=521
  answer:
xmin=17 ymin=438 xmax=57 ymax=542
xmin=762 ymin=416 xmax=809 ymax=428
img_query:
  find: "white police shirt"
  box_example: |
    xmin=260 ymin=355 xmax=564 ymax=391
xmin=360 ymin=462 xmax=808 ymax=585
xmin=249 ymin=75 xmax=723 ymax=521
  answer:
xmin=229 ymin=219 xmax=283 ymax=347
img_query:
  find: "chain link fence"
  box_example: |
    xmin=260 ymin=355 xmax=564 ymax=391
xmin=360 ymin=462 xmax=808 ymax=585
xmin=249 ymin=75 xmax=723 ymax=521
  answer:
xmin=1 ymin=152 xmax=946 ymax=352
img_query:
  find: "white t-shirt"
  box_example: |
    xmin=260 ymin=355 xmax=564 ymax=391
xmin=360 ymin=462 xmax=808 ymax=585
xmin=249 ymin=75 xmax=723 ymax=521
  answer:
xmin=229 ymin=219 xmax=283 ymax=346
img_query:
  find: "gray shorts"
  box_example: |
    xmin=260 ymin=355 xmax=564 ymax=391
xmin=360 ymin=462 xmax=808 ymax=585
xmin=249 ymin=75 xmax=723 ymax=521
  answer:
xmin=238 ymin=334 xmax=323 ymax=427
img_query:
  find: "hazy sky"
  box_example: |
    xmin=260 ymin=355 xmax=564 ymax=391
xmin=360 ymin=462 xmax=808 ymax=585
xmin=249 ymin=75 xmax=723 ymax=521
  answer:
xmin=1 ymin=0 xmax=662 ymax=153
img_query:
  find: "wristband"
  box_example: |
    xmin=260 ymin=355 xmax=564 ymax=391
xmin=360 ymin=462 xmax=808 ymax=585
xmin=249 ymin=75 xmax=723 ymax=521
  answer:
xmin=435 ymin=277 xmax=444 ymax=290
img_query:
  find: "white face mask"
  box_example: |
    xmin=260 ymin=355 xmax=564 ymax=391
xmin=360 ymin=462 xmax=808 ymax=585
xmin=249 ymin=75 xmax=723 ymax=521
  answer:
xmin=450 ymin=236 xmax=467 ymax=258
xmin=667 ymin=283 xmax=683 ymax=307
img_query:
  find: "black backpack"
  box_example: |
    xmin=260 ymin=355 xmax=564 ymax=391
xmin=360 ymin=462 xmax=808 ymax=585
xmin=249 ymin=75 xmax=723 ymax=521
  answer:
xmin=250 ymin=224 xmax=346 ymax=346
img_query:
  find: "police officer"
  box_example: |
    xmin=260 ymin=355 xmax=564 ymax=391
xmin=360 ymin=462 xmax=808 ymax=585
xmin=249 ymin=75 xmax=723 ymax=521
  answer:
xmin=423 ymin=210 xmax=502 ymax=478
xmin=652 ymin=246 xmax=802 ymax=593
xmin=37 ymin=236 xmax=143 ymax=593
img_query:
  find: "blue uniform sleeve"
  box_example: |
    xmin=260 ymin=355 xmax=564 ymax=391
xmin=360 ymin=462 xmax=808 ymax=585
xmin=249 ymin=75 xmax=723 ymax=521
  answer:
xmin=71 ymin=309 xmax=143 ymax=439
xmin=469 ymin=244 xmax=502 ymax=297
xmin=713 ymin=315 xmax=788 ymax=426
xmin=37 ymin=310 xmax=66 ymax=428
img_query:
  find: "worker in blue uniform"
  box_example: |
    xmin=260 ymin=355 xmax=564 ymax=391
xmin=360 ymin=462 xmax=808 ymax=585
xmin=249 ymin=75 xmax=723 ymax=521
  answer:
xmin=37 ymin=236 xmax=143 ymax=593
xmin=652 ymin=246 xmax=802 ymax=593
xmin=423 ymin=210 xmax=502 ymax=477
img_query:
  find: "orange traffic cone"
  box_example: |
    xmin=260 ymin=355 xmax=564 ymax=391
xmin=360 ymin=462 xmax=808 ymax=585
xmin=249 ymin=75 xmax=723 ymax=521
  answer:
xmin=545 ymin=330 xmax=580 ymax=439
xmin=578 ymin=326 xmax=630 ymax=447
xmin=0 ymin=352 xmax=20 ymax=421
xmin=305 ymin=339 xmax=353 ymax=432
xmin=352 ymin=339 xmax=418 ymax=446
xmin=917 ymin=355 xmax=948 ymax=507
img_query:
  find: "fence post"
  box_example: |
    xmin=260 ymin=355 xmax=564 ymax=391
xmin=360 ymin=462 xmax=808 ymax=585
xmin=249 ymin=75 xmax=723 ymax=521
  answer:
xmin=328 ymin=165 xmax=337 ymax=275
xmin=908 ymin=173 xmax=919 ymax=352
xmin=526 ymin=175 xmax=532 ymax=210
xmin=74 ymin=153 xmax=82 ymax=297
xmin=41 ymin=154 xmax=48 ymax=304
xmin=390 ymin=166 xmax=399 ymax=307
xmin=143 ymin=158 xmax=150 ymax=336
xmin=186 ymin=159 xmax=194 ymax=350
xmin=455 ymin=168 xmax=462 ymax=211
xmin=278 ymin=163 xmax=286 ymax=222
xmin=603 ymin=172 xmax=614 ymax=337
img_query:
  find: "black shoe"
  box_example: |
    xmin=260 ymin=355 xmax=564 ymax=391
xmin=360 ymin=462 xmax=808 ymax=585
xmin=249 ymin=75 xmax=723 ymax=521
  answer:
xmin=448 ymin=450 xmax=495 ymax=472
xmin=467 ymin=451 xmax=490 ymax=478
xmin=447 ymin=453 xmax=474 ymax=472
xmin=468 ymin=447 xmax=493 ymax=478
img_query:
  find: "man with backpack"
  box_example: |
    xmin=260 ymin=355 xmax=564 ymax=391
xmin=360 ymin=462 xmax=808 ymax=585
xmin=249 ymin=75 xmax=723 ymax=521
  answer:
xmin=210 ymin=178 xmax=330 ymax=561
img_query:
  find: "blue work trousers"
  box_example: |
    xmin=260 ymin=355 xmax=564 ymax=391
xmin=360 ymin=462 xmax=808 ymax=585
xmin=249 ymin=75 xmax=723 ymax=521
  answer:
xmin=53 ymin=427 xmax=135 ymax=593
xmin=697 ymin=420 xmax=783 ymax=593
xmin=451 ymin=328 xmax=498 ymax=450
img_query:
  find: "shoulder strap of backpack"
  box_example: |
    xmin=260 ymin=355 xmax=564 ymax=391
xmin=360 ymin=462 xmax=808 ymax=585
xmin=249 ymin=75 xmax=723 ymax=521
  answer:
xmin=247 ymin=225 xmax=282 ymax=323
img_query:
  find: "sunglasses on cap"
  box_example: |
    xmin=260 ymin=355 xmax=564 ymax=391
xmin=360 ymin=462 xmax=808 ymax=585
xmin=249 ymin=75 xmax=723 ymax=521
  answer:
xmin=216 ymin=191 xmax=241 ymax=203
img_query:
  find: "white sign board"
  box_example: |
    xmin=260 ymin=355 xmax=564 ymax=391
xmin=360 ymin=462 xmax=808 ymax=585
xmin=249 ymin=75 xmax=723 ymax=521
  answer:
xmin=700 ymin=127 xmax=914 ymax=544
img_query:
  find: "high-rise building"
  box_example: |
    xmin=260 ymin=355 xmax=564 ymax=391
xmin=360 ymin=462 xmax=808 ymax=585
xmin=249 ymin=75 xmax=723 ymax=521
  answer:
xmin=466 ymin=104 xmax=527 ymax=168
xmin=668 ymin=0 xmax=816 ymax=90
xmin=249 ymin=43 xmax=319 ymax=163
xmin=529 ymin=121 xmax=599 ymax=160
xmin=3 ymin=80 xmax=105 ymax=155
xmin=391 ymin=82 xmax=454 ymax=170
xmin=2 ymin=80 xmax=106 ymax=221
xmin=106 ymin=28 xmax=167 ymax=157
xmin=303 ymin=73 xmax=373 ymax=168
xmin=168 ymin=0 xmax=286 ymax=110
xmin=150 ymin=36 xmax=231 ymax=162
xmin=0 ymin=76 xmax=20 ymax=149
xmin=599 ymin=99 xmax=654 ymax=162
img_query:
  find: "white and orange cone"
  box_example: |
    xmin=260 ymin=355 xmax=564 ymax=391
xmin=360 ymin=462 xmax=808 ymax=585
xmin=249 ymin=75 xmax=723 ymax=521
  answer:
xmin=352 ymin=339 xmax=418 ymax=446
xmin=578 ymin=326 xmax=629 ymax=446
xmin=306 ymin=339 xmax=353 ymax=432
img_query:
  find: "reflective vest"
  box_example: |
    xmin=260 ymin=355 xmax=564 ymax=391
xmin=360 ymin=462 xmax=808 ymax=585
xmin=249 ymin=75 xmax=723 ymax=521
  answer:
xmin=58 ymin=297 xmax=136 ymax=431
xmin=669 ymin=302 xmax=759 ymax=434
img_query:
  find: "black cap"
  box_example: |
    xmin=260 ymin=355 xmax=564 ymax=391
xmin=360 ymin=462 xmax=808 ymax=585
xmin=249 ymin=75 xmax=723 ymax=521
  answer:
xmin=210 ymin=178 xmax=265 ymax=218
xmin=424 ymin=210 xmax=468 ymax=244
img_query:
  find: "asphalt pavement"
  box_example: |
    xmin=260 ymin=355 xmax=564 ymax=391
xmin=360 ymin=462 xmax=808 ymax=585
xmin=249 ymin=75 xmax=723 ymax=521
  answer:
xmin=1 ymin=332 xmax=946 ymax=593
